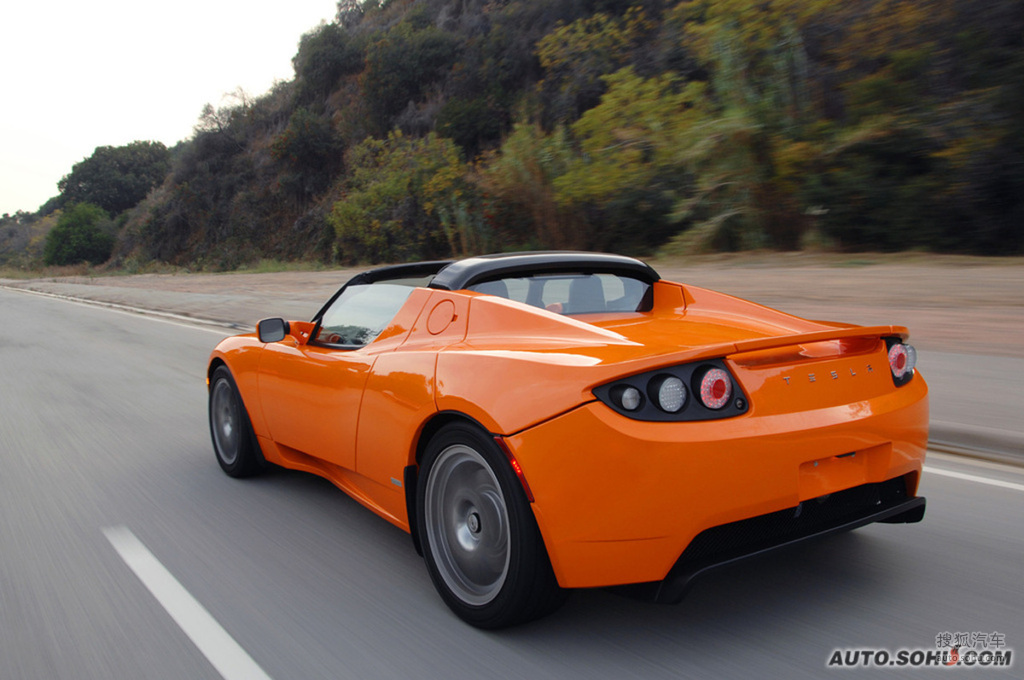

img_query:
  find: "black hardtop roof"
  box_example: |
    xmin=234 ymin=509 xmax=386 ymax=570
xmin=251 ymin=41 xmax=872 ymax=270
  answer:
xmin=427 ymin=251 xmax=660 ymax=290
xmin=344 ymin=252 xmax=660 ymax=291
xmin=343 ymin=259 xmax=454 ymax=286
xmin=317 ymin=253 xmax=661 ymax=322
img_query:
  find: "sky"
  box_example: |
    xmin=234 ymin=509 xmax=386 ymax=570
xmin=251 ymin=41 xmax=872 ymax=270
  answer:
xmin=0 ymin=0 xmax=340 ymax=216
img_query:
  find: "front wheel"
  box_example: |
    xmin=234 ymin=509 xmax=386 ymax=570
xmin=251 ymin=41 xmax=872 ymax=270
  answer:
xmin=208 ymin=365 xmax=263 ymax=478
xmin=417 ymin=422 xmax=564 ymax=628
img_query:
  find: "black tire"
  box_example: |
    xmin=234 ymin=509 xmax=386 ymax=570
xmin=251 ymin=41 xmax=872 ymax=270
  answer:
xmin=416 ymin=422 xmax=565 ymax=628
xmin=208 ymin=365 xmax=263 ymax=478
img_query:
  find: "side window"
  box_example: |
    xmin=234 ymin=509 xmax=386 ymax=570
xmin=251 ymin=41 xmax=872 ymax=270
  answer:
xmin=315 ymin=284 xmax=415 ymax=347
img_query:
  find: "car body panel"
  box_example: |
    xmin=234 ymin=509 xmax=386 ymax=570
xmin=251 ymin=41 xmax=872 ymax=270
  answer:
xmin=354 ymin=350 xmax=437 ymax=518
xmin=508 ymin=373 xmax=927 ymax=587
xmin=207 ymin=253 xmax=928 ymax=594
xmin=258 ymin=342 xmax=374 ymax=470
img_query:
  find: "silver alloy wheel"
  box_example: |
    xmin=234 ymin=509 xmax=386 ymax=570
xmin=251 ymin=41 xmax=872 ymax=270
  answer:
xmin=424 ymin=444 xmax=511 ymax=606
xmin=210 ymin=378 xmax=239 ymax=465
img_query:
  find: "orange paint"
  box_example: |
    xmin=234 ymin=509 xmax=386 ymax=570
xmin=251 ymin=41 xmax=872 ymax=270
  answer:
xmin=209 ymin=272 xmax=928 ymax=587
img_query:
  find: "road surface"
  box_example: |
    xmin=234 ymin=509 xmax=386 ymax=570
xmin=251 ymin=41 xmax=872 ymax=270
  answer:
xmin=0 ymin=288 xmax=1020 ymax=679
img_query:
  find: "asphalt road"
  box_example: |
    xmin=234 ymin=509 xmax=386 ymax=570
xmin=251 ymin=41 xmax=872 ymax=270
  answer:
xmin=1 ymin=289 xmax=1021 ymax=680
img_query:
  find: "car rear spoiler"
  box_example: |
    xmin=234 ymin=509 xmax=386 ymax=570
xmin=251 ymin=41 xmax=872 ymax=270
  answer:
xmin=683 ymin=325 xmax=909 ymax=363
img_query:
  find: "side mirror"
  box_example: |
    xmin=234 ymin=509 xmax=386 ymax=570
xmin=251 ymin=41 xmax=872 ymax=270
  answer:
xmin=257 ymin=318 xmax=290 ymax=343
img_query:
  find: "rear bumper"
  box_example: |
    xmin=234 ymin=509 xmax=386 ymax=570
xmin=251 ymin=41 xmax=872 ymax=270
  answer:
xmin=612 ymin=477 xmax=925 ymax=603
xmin=506 ymin=376 xmax=928 ymax=588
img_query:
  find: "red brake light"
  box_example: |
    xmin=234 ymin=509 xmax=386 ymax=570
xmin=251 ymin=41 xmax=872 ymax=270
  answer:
xmin=699 ymin=368 xmax=732 ymax=409
xmin=888 ymin=343 xmax=916 ymax=379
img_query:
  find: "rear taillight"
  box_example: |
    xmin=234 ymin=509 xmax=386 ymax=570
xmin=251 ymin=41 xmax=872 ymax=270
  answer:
xmin=650 ymin=375 xmax=687 ymax=413
xmin=889 ymin=344 xmax=908 ymax=376
xmin=613 ymin=385 xmax=643 ymax=411
xmin=885 ymin=339 xmax=917 ymax=386
xmin=698 ymin=367 xmax=733 ymax=409
xmin=593 ymin=360 xmax=747 ymax=422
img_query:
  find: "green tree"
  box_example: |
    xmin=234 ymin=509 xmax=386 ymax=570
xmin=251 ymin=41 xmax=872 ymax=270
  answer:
xmin=293 ymin=22 xmax=364 ymax=106
xmin=101 ymin=0 xmax=1024 ymax=265
xmin=826 ymin=0 xmax=953 ymax=123
xmin=362 ymin=23 xmax=461 ymax=133
xmin=547 ymin=68 xmax=763 ymax=252
xmin=435 ymin=97 xmax=504 ymax=157
xmin=58 ymin=141 xmax=170 ymax=215
xmin=43 ymin=203 xmax=113 ymax=265
xmin=328 ymin=132 xmax=479 ymax=262
xmin=536 ymin=8 xmax=654 ymax=122
xmin=271 ymin=107 xmax=343 ymax=201
xmin=803 ymin=117 xmax=947 ymax=250
xmin=649 ymin=0 xmax=831 ymax=249
xmin=475 ymin=121 xmax=586 ymax=250
xmin=557 ymin=70 xmax=700 ymax=205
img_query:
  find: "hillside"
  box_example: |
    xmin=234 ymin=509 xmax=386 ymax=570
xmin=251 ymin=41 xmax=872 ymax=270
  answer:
xmin=8 ymin=0 xmax=1024 ymax=269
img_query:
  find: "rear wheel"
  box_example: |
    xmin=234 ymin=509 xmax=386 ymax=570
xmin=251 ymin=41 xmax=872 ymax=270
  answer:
xmin=208 ymin=365 xmax=262 ymax=478
xmin=417 ymin=422 xmax=564 ymax=628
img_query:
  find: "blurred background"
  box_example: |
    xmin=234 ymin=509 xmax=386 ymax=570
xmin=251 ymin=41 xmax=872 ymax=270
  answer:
xmin=1 ymin=4 xmax=1022 ymax=676
xmin=1 ymin=0 xmax=1021 ymax=271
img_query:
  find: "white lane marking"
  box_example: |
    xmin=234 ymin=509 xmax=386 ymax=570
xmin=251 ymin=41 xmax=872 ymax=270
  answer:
xmin=0 ymin=284 xmax=244 ymax=336
xmin=924 ymin=465 xmax=1024 ymax=493
xmin=926 ymin=450 xmax=1023 ymax=474
xmin=103 ymin=527 xmax=274 ymax=680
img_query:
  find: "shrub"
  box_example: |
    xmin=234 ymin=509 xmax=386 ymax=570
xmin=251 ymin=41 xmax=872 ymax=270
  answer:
xmin=43 ymin=203 xmax=114 ymax=265
xmin=328 ymin=132 xmax=480 ymax=263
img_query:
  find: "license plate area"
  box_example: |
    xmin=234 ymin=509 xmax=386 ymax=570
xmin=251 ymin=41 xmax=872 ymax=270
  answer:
xmin=799 ymin=442 xmax=892 ymax=500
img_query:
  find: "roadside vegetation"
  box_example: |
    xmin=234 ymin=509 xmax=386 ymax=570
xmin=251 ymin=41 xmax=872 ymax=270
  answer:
xmin=2 ymin=0 xmax=1021 ymax=271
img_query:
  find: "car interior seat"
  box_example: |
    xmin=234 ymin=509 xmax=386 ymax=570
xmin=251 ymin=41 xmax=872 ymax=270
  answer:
xmin=567 ymin=275 xmax=606 ymax=314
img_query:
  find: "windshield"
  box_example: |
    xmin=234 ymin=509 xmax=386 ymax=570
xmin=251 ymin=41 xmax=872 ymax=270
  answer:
xmin=314 ymin=283 xmax=416 ymax=346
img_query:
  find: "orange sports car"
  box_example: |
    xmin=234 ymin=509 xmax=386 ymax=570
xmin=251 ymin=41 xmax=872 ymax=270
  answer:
xmin=207 ymin=252 xmax=928 ymax=628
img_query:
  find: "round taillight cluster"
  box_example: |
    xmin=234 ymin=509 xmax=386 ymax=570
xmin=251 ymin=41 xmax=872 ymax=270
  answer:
xmin=650 ymin=375 xmax=687 ymax=413
xmin=698 ymin=367 xmax=733 ymax=410
xmin=888 ymin=342 xmax=918 ymax=380
xmin=603 ymin=362 xmax=743 ymax=421
xmin=618 ymin=386 xmax=643 ymax=411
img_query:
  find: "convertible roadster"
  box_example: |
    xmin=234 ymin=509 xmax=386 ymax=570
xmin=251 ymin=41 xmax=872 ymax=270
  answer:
xmin=207 ymin=252 xmax=928 ymax=628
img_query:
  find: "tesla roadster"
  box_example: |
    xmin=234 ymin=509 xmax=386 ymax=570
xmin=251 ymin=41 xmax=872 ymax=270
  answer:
xmin=207 ymin=252 xmax=928 ymax=628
